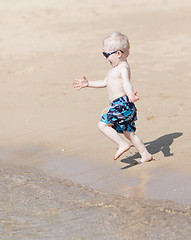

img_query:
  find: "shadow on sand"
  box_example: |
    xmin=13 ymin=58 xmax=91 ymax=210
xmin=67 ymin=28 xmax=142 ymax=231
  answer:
xmin=120 ymin=132 xmax=183 ymax=170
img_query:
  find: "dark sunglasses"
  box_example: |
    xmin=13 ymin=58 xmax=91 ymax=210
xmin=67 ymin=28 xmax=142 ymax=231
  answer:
xmin=102 ymin=50 xmax=124 ymax=58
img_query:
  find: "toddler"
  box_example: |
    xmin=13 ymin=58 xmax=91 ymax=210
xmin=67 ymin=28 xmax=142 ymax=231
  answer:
xmin=73 ymin=32 xmax=152 ymax=163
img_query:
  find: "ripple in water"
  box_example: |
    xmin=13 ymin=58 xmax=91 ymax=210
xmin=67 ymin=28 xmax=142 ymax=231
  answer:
xmin=0 ymin=165 xmax=191 ymax=240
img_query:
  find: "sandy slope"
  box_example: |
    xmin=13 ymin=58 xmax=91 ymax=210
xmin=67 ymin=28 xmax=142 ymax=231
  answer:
xmin=0 ymin=0 xmax=191 ymax=205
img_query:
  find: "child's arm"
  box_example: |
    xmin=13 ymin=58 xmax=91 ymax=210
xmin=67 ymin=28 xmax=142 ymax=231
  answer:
xmin=121 ymin=68 xmax=139 ymax=103
xmin=73 ymin=76 xmax=106 ymax=91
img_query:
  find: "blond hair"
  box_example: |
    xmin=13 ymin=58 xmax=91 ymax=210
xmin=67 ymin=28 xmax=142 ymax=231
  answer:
xmin=103 ymin=32 xmax=130 ymax=54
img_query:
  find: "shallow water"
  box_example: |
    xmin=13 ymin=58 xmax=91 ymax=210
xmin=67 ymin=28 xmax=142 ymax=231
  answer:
xmin=0 ymin=164 xmax=191 ymax=240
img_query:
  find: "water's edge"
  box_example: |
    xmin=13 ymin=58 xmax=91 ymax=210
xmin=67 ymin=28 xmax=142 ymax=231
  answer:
xmin=1 ymin=163 xmax=191 ymax=240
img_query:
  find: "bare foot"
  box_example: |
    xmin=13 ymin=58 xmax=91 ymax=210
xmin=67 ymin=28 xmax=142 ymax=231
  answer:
xmin=114 ymin=143 xmax=130 ymax=161
xmin=139 ymin=153 xmax=152 ymax=164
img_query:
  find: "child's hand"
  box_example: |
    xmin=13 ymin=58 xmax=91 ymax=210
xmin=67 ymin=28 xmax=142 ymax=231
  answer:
xmin=129 ymin=91 xmax=139 ymax=103
xmin=73 ymin=76 xmax=88 ymax=90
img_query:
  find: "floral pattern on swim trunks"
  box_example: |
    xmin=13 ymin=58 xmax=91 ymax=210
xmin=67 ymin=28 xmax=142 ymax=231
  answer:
xmin=101 ymin=96 xmax=137 ymax=133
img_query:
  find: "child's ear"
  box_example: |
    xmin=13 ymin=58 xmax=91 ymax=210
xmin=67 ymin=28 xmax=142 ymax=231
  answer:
xmin=117 ymin=51 xmax=122 ymax=58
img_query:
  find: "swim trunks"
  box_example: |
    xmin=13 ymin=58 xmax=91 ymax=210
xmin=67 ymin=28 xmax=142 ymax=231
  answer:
xmin=100 ymin=96 xmax=137 ymax=133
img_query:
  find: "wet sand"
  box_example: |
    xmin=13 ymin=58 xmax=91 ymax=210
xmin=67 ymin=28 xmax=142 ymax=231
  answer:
xmin=0 ymin=0 xmax=191 ymax=238
xmin=0 ymin=164 xmax=191 ymax=239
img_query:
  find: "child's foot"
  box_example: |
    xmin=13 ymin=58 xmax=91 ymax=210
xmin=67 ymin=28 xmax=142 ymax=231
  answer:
xmin=114 ymin=143 xmax=130 ymax=161
xmin=139 ymin=153 xmax=152 ymax=164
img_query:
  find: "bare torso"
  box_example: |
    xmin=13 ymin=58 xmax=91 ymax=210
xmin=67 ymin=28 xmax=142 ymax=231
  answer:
xmin=106 ymin=62 xmax=131 ymax=102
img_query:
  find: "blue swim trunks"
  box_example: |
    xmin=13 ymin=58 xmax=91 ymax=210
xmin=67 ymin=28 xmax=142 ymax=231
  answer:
xmin=101 ymin=96 xmax=137 ymax=133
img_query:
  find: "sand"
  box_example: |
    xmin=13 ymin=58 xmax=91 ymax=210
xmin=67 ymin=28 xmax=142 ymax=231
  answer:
xmin=0 ymin=0 xmax=191 ymax=207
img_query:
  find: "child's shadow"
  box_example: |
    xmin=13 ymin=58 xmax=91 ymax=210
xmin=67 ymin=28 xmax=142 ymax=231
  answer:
xmin=121 ymin=132 xmax=183 ymax=170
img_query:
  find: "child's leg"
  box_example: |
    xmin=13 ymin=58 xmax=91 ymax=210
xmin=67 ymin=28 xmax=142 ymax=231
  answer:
xmin=123 ymin=131 xmax=152 ymax=163
xmin=98 ymin=121 xmax=130 ymax=160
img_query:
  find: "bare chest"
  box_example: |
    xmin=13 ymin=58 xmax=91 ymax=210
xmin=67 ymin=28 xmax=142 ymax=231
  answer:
xmin=106 ymin=68 xmax=122 ymax=85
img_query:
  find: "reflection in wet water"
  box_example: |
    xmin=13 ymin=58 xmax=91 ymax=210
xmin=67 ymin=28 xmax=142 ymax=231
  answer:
xmin=0 ymin=165 xmax=191 ymax=239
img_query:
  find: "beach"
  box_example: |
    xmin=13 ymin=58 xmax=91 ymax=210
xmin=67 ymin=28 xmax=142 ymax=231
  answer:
xmin=0 ymin=0 xmax=191 ymax=238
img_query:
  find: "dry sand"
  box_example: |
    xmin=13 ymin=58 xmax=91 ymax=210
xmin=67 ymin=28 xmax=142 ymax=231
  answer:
xmin=0 ymin=0 xmax=191 ymax=205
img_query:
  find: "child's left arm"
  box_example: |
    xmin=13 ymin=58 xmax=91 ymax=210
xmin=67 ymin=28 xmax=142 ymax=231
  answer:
xmin=121 ymin=67 xmax=139 ymax=103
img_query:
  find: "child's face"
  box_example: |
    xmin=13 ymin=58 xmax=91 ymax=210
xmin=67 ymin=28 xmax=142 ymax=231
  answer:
xmin=103 ymin=44 xmax=125 ymax=68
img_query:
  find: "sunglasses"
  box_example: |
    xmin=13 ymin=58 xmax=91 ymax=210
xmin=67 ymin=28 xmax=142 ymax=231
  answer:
xmin=102 ymin=50 xmax=124 ymax=58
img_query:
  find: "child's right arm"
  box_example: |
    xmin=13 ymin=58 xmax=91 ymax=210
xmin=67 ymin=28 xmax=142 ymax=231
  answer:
xmin=73 ymin=76 xmax=107 ymax=91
